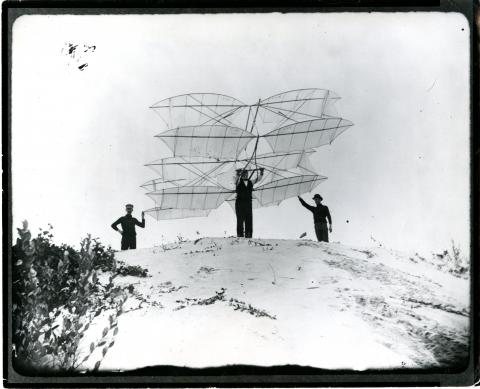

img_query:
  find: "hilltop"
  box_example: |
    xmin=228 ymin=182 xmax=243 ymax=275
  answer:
xmin=80 ymin=237 xmax=469 ymax=372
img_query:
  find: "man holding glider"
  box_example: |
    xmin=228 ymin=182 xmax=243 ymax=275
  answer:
xmin=298 ymin=194 xmax=332 ymax=242
xmin=111 ymin=204 xmax=145 ymax=250
xmin=235 ymin=168 xmax=264 ymax=238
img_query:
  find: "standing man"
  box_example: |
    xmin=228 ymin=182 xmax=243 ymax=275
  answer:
xmin=298 ymin=194 xmax=332 ymax=242
xmin=235 ymin=168 xmax=264 ymax=238
xmin=111 ymin=204 xmax=145 ymax=250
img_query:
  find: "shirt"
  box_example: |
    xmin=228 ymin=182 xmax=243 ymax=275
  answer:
xmin=236 ymin=179 xmax=254 ymax=202
xmin=299 ymin=197 xmax=332 ymax=224
xmin=111 ymin=214 xmax=145 ymax=236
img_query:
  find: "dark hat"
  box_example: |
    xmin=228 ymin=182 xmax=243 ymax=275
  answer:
xmin=125 ymin=203 xmax=134 ymax=209
xmin=312 ymin=194 xmax=323 ymax=201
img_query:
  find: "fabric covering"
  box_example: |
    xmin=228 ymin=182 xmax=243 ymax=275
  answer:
xmin=142 ymin=89 xmax=353 ymax=220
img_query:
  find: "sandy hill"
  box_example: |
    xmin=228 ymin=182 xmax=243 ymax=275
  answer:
xmin=86 ymin=237 xmax=469 ymax=372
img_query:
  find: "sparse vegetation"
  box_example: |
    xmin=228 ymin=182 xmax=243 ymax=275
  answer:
xmin=370 ymin=235 xmax=383 ymax=247
xmin=367 ymin=236 xmax=468 ymax=279
xmin=116 ymin=262 xmax=149 ymax=277
xmin=433 ymin=240 xmax=469 ymax=278
xmin=176 ymin=234 xmax=187 ymax=243
xmin=356 ymin=249 xmax=375 ymax=259
xmin=175 ymin=288 xmax=226 ymax=310
xmin=248 ymin=239 xmax=269 ymax=247
xmin=197 ymin=266 xmax=217 ymax=274
xmin=296 ymin=241 xmax=321 ymax=248
xmin=229 ymin=298 xmax=277 ymax=320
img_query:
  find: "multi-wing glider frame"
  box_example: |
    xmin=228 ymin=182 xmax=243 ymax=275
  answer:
xmin=142 ymin=89 xmax=353 ymax=220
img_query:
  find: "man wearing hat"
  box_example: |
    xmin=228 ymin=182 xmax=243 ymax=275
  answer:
xmin=235 ymin=167 xmax=264 ymax=238
xmin=111 ymin=204 xmax=145 ymax=250
xmin=298 ymin=194 xmax=332 ymax=242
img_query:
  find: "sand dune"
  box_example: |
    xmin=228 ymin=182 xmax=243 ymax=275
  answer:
xmin=80 ymin=237 xmax=469 ymax=372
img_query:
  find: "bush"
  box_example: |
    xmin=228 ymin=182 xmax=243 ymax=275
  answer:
xmin=116 ymin=262 xmax=149 ymax=277
xmin=441 ymin=240 xmax=469 ymax=278
xmin=90 ymin=238 xmax=117 ymax=272
xmin=12 ymin=221 xmax=126 ymax=373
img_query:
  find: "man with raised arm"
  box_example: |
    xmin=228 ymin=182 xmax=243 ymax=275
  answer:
xmin=235 ymin=168 xmax=264 ymax=238
xmin=111 ymin=204 xmax=145 ymax=250
xmin=298 ymin=194 xmax=332 ymax=242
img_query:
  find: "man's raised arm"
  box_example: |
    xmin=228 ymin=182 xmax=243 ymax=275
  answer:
xmin=252 ymin=168 xmax=264 ymax=185
xmin=135 ymin=211 xmax=146 ymax=228
xmin=235 ymin=169 xmax=242 ymax=185
xmin=298 ymin=196 xmax=315 ymax=212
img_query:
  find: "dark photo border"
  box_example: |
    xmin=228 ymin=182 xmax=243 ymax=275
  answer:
xmin=2 ymin=0 xmax=478 ymax=386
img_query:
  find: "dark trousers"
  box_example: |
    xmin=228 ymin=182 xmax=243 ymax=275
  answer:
xmin=121 ymin=234 xmax=137 ymax=250
xmin=314 ymin=222 xmax=329 ymax=242
xmin=235 ymin=201 xmax=253 ymax=238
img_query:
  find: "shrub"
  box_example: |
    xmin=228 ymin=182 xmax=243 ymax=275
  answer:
xmin=440 ymin=240 xmax=469 ymax=278
xmin=90 ymin=238 xmax=117 ymax=272
xmin=116 ymin=262 xmax=149 ymax=277
xmin=12 ymin=221 xmax=126 ymax=373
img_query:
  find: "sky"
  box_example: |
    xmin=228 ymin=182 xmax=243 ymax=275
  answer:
xmin=11 ymin=12 xmax=470 ymax=255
